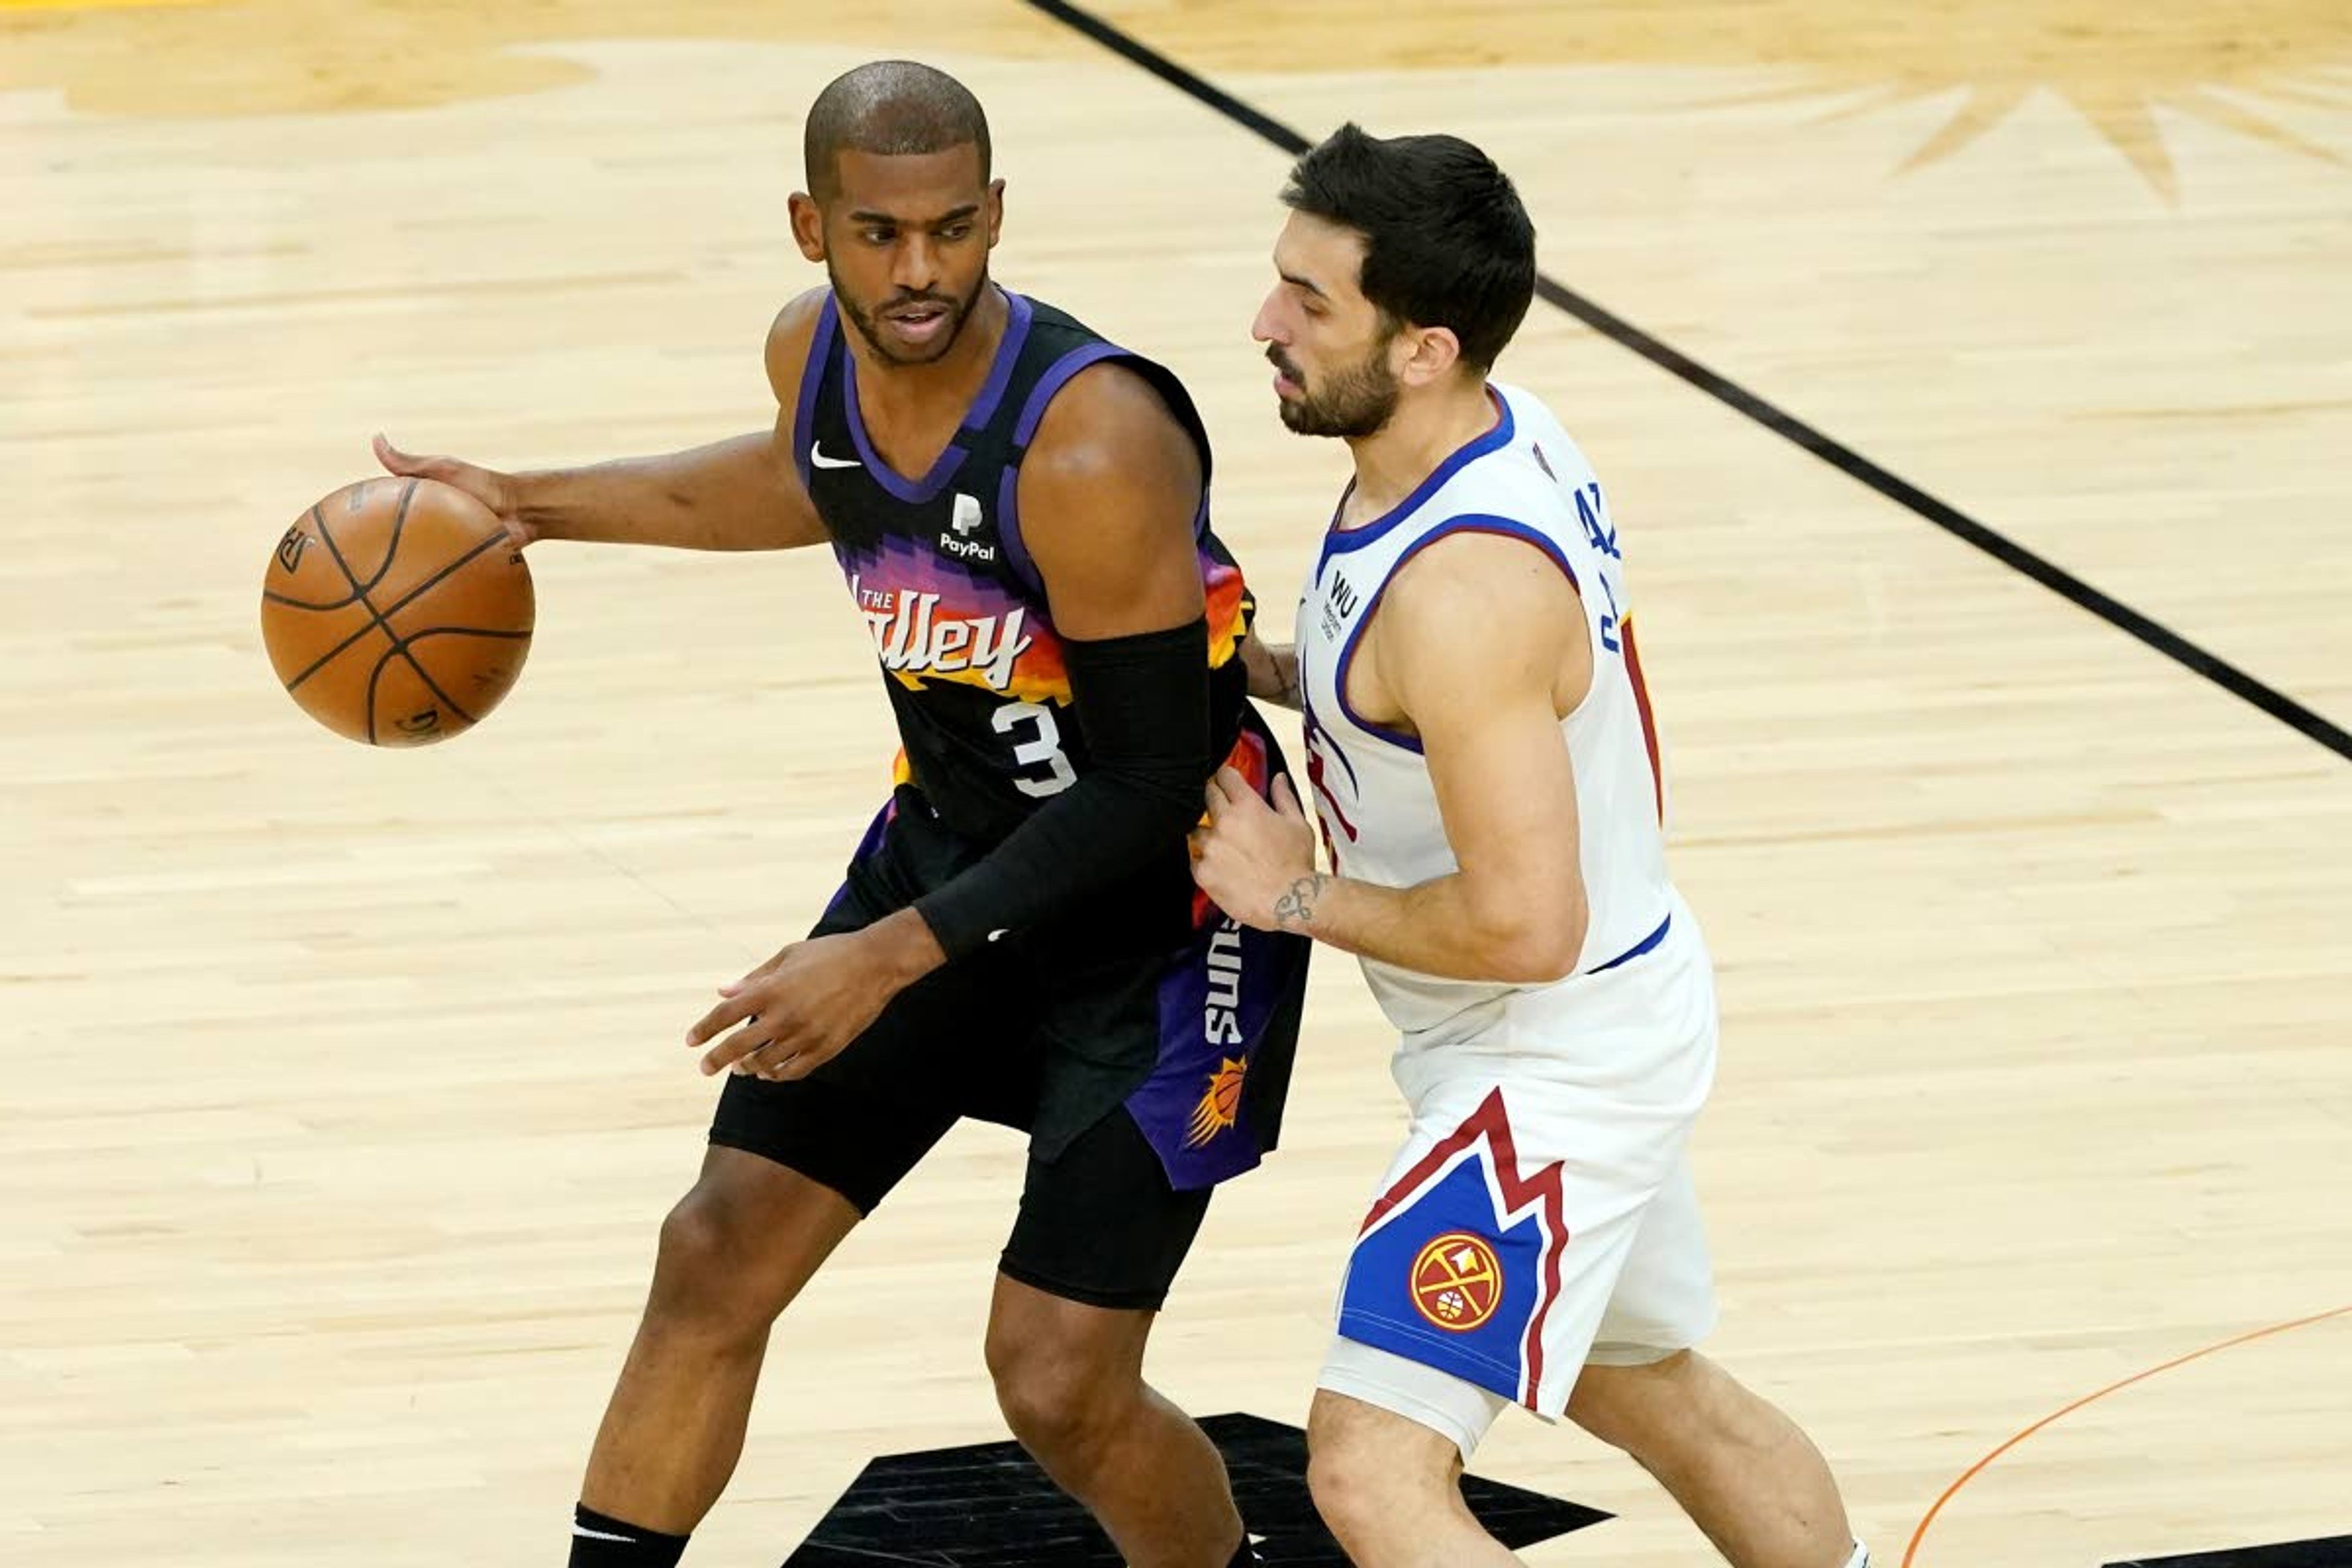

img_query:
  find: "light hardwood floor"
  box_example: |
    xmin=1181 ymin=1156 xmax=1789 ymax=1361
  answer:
xmin=3 ymin=4 xmax=2347 ymax=1566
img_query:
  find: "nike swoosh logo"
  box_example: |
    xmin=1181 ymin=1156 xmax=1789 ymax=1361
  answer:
xmin=810 ymin=444 xmax=862 ymax=470
xmin=572 ymin=1525 xmax=638 ymax=1544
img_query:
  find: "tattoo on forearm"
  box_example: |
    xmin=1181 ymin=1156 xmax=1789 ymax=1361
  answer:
xmin=1273 ymin=873 xmax=1326 ymax=929
xmin=1275 ymin=652 xmax=1303 ymax=711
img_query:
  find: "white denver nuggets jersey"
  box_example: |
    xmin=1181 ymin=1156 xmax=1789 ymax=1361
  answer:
xmin=1295 ymin=383 xmax=1685 ymax=1042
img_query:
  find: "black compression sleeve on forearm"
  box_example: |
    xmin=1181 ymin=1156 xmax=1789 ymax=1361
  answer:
xmin=913 ymin=617 xmax=1212 ymax=960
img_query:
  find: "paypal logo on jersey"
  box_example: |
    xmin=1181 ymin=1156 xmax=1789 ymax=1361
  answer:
xmin=939 ymin=491 xmax=996 ymax=563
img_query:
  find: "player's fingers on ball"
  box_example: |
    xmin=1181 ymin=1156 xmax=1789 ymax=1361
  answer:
xmin=1273 ymin=774 xmax=1304 ymax=816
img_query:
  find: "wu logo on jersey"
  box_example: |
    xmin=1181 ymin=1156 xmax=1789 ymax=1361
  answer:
xmin=1320 ymin=574 xmax=1360 ymax=639
xmin=939 ymin=492 xmax=995 ymax=563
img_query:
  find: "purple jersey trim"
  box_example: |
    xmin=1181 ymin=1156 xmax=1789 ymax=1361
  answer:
xmin=842 ymin=288 xmax=1035 ymax=503
xmin=1331 ymin=514 xmax=1580 ymax=756
xmin=791 ymin=296 xmax=840 ymax=494
xmin=1318 ymin=388 xmax=1513 ymax=568
xmin=995 ymin=341 xmax=1128 ymax=597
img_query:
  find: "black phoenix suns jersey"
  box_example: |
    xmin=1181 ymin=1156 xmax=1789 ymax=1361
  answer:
xmin=793 ymin=287 xmax=1254 ymax=845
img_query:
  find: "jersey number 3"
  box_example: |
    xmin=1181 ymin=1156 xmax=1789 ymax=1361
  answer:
xmin=993 ymin=701 xmax=1078 ymax=797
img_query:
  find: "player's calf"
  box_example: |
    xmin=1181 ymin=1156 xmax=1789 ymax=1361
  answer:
xmin=986 ymin=1278 xmax=1251 ymax=1568
xmin=1568 ymin=1352 xmax=1864 ymax=1568
xmin=573 ymin=1155 xmax=862 ymax=1556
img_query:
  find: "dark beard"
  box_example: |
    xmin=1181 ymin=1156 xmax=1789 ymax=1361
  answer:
xmin=831 ymin=266 xmax=989 ymax=366
xmin=1276 ymin=345 xmax=1400 ymax=439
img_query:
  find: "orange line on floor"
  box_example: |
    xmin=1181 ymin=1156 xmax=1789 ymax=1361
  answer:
xmin=1901 ymin=1303 xmax=2352 ymax=1568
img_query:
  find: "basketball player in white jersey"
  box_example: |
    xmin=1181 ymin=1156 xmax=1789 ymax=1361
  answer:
xmin=1191 ymin=124 xmax=1870 ymax=1568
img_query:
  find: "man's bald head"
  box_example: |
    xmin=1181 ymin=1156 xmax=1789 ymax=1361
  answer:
xmin=802 ymin=60 xmax=992 ymax=203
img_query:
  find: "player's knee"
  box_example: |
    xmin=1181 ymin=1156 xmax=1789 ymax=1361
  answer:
xmin=986 ymin=1333 xmax=1127 ymax=1464
xmin=1303 ymin=1436 xmax=1376 ymax=1541
xmin=646 ymin=1183 xmax=787 ymax=1333
xmin=1306 ymin=1417 xmax=1450 ymax=1551
xmin=1306 ymin=1432 xmax=1419 ymax=1550
xmin=1567 ymin=1348 xmax=1702 ymax=1457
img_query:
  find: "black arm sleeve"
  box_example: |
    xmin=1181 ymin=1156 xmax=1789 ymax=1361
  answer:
xmin=913 ymin=618 xmax=1212 ymax=961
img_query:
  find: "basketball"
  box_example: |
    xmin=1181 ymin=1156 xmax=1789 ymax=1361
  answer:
xmin=260 ymin=475 xmax=533 ymax=746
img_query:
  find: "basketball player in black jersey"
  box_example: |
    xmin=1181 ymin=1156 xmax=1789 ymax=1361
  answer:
xmin=375 ymin=61 xmax=1305 ymax=1568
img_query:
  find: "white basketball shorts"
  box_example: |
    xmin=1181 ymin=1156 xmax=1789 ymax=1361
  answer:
xmin=1317 ymin=900 xmax=1721 ymax=1459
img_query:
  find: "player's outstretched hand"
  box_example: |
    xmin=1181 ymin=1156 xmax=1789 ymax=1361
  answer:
xmin=686 ymin=919 xmax=937 ymax=1082
xmin=372 ymin=432 xmax=532 ymax=548
xmin=1190 ymin=766 xmax=1322 ymax=933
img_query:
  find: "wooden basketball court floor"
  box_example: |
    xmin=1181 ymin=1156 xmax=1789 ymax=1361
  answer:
xmin=4 ymin=3 xmax=2348 ymax=1564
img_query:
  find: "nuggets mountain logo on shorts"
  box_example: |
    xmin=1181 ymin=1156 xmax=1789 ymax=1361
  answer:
xmin=1409 ymin=1232 xmax=1504 ymax=1332
xmin=1184 ymin=1056 xmax=1246 ymax=1148
xmin=1335 ymin=1089 xmax=1573 ymax=1406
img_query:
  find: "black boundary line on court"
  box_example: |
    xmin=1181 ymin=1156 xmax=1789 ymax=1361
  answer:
xmin=1021 ymin=0 xmax=2352 ymax=764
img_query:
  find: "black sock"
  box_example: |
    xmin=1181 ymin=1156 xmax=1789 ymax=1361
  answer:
xmin=568 ymin=1503 xmax=689 ymax=1568
xmin=1227 ymin=1534 xmax=1259 ymax=1567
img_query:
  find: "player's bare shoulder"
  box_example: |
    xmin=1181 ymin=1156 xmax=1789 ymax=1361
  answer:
xmin=763 ymin=287 xmax=833 ymax=412
xmin=755 ymin=287 xmax=832 ymax=546
xmin=1390 ymin=527 xmax=1580 ymax=620
xmin=1014 ymin=358 xmax=1209 ymax=637
xmin=1378 ymin=526 xmax=1592 ymax=720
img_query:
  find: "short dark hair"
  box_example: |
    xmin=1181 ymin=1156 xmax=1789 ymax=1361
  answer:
xmin=1281 ymin=124 xmax=1536 ymax=372
xmin=803 ymin=61 xmax=992 ymax=202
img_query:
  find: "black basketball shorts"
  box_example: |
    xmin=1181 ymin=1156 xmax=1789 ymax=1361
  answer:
xmin=710 ymin=714 xmax=1311 ymax=1310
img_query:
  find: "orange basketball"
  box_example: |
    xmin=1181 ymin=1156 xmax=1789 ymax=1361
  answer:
xmin=260 ymin=475 xmax=533 ymax=746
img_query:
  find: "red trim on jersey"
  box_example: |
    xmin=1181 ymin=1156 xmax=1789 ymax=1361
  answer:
xmin=1357 ymin=1087 xmax=1574 ymax=1407
xmin=1619 ymin=617 xmax=1664 ymax=824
